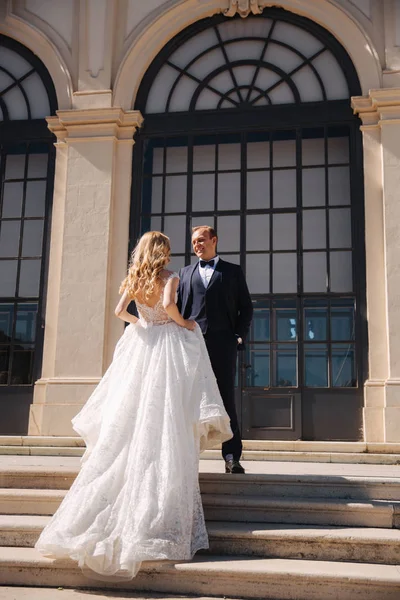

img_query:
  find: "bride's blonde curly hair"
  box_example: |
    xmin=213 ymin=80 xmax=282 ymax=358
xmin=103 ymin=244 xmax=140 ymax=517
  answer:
xmin=120 ymin=231 xmax=171 ymax=301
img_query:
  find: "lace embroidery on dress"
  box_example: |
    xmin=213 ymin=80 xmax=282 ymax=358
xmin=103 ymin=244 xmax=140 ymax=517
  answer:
xmin=135 ymin=272 xmax=179 ymax=328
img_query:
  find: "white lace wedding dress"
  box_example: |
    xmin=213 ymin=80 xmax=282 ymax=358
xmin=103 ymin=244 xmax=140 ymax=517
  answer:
xmin=35 ymin=273 xmax=232 ymax=580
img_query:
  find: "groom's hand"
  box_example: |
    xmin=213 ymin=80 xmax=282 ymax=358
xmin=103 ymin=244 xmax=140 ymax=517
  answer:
xmin=236 ymin=334 xmax=245 ymax=351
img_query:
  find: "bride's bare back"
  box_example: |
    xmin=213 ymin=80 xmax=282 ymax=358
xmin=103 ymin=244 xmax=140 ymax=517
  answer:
xmin=115 ymin=268 xmax=195 ymax=331
xmin=134 ymin=269 xmax=173 ymax=308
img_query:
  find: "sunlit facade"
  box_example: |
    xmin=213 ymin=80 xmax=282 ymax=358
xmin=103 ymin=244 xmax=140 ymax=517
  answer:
xmin=1 ymin=0 xmax=400 ymax=444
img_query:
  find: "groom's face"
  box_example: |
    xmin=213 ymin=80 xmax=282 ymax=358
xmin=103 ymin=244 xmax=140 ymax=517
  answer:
xmin=192 ymin=229 xmax=217 ymax=261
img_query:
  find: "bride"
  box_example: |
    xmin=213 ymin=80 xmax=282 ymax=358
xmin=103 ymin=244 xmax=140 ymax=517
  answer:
xmin=35 ymin=231 xmax=233 ymax=579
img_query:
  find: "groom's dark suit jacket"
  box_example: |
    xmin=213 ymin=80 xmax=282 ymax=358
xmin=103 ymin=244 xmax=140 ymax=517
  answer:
xmin=177 ymin=259 xmax=253 ymax=342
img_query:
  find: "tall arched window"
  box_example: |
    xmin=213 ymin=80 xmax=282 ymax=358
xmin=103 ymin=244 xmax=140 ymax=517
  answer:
xmin=132 ymin=9 xmax=366 ymax=441
xmin=0 ymin=35 xmax=57 ymax=434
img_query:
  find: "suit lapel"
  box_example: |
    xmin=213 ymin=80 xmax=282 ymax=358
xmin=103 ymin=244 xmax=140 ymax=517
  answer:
xmin=183 ymin=262 xmax=198 ymax=312
xmin=206 ymin=258 xmax=223 ymax=292
xmin=188 ymin=262 xmax=198 ymax=286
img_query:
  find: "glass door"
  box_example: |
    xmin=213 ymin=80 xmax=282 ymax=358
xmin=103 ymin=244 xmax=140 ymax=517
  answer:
xmin=240 ymin=298 xmax=301 ymax=440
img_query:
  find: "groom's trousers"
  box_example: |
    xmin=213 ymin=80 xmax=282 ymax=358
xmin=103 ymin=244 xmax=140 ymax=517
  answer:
xmin=204 ymin=330 xmax=243 ymax=461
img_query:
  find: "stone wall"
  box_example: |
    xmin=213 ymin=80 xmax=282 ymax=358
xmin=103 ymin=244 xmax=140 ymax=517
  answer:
xmin=1 ymin=0 xmax=400 ymax=440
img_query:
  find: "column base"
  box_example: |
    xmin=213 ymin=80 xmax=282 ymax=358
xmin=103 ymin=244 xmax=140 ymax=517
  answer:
xmin=363 ymin=380 xmax=385 ymax=442
xmin=28 ymin=377 xmax=100 ymax=436
xmin=364 ymin=379 xmax=400 ymax=443
xmin=384 ymin=379 xmax=400 ymax=442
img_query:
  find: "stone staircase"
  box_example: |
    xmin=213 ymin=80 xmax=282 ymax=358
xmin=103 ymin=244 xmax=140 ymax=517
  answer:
xmin=2 ymin=435 xmax=400 ymax=464
xmin=0 ymin=440 xmax=400 ymax=598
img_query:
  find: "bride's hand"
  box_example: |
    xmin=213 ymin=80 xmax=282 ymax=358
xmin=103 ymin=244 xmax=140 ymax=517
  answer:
xmin=184 ymin=319 xmax=196 ymax=331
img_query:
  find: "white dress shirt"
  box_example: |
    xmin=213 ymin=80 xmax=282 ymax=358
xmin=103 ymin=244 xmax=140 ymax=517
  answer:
xmin=198 ymin=255 xmax=219 ymax=288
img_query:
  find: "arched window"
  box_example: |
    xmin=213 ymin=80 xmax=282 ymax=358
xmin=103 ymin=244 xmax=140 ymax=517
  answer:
xmin=132 ymin=9 xmax=366 ymax=441
xmin=142 ymin=16 xmax=352 ymax=113
xmin=0 ymin=35 xmax=57 ymax=434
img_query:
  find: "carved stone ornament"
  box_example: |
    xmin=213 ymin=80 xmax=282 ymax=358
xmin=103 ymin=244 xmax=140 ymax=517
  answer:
xmin=224 ymin=0 xmax=264 ymax=18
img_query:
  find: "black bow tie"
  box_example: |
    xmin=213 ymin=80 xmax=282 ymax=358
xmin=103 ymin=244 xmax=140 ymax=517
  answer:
xmin=200 ymin=259 xmax=215 ymax=268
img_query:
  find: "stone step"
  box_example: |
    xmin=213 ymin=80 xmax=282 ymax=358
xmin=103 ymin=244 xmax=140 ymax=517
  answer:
xmin=207 ymin=522 xmax=400 ymax=565
xmin=0 ymin=547 xmax=399 ymax=599
xmin=2 ymin=436 xmax=400 ymax=454
xmin=0 ymin=515 xmax=47 ymax=547
xmin=2 ymin=444 xmax=400 ymax=465
xmin=0 ymin=467 xmax=77 ymax=490
xmin=0 ymin=588 xmax=231 ymax=600
xmin=0 ymin=446 xmax=84 ymax=457
xmin=2 ymin=437 xmax=400 ymax=465
xmin=2 ymin=466 xmax=400 ymax=501
xmin=1 ymin=488 xmax=397 ymax=528
xmin=200 ymin=473 xmax=400 ymax=501
xmin=0 ymin=437 xmax=85 ymax=448
xmin=200 ymin=472 xmax=400 ymax=501
xmin=0 ymin=489 xmax=66 ymax=516
xmin=1 ymin=516 xmax=400 ymax=566
xmin=203 ymin=494 xmax=399 ymax=528
xmin=204 ymin=449 xmax=400 ymax=465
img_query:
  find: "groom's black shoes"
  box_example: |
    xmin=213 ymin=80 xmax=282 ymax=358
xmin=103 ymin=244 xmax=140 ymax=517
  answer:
xmin=225 ymin=459 xmax=245 ymax=474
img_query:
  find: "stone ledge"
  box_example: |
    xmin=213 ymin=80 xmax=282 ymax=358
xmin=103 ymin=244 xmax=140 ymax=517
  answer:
xmin=0 ymin=549 xmax=400 ymax=599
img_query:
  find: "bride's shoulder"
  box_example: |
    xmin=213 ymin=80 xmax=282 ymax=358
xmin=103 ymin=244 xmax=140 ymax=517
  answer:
xmin=160 ymin=269 xmax=179 ymax=281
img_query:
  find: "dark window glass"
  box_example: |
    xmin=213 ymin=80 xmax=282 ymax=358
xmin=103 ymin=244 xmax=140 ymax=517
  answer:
xmin=15 ymin=303 xmax=37 ymax=343
xmin=0 ymin=347 xmax=10 ymax=384
xmin=0 ymin=303 xmax=13 ymax=341
xmin=251 ymin=301 xmax=270 ymax=342
xmin=332 ymin=345 xmax=356 ymax=387
xmin=246 ymin=344 xmax=270 ymax=387
xmin=0 ymin=221 xmax=21 ymax=257
xmin=275 ymin=343 xmax=297 ymax=387
xmin=11 ymin=344 xmax=34 ymax=384
xmin=2 ymin=182 xmax=24 ymax=217
xmin=0 ymin=260 xmax=18 ymax=296
xmin=304 ymin=302 xmax=328 ymax=341
xmin=305 ymin=343 xmax=329 ymax=387
xmin=331 ymin=299 xmax=355 ymax=341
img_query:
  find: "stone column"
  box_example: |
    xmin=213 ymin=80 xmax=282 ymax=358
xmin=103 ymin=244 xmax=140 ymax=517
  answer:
xmin=352 ymin=89 xmax=400 ymax=442
xmin=29 ymin=108 xmax=143 ymax=436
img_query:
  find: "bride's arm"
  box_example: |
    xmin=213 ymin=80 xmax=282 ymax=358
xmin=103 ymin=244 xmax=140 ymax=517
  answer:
xmin=163 ymin=276 xmax=196 ymax=330
xmin=115 ymin=290 xmax=139 ymax=325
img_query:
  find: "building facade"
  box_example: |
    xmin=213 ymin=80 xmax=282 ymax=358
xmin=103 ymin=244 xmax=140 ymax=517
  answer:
xmin=1 ymin=0 xmax=400 ymax=444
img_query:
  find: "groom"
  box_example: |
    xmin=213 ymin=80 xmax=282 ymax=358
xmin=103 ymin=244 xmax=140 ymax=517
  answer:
xmin=178 ymin=226 xmax=253 ymax=474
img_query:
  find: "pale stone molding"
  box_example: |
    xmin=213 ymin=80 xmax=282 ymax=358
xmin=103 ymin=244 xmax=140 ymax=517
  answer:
xmin=114 ymin=0 xmax=382 ymax=110
xmin=36 ymin=377 xmax=102 ymax=386
xmin=1 ymin=0 xmax=73 ymax=109
xmin=47 ymin=107 xmax=144 ymax=142
xmin=348 ymin=0 xmax=371 ymax=20
xmin=352 ymin=88 xmax=400 ymax=125
xmin=384 ymin=0 xmax=400 ymax=71
xmin=351 ymin=95 xmax=380 ymax=128
xmin=224 ymin=0 xmax=263 ymax=18
xmin=72 ymin=90 xmax=113 ymax=110
xmin=84 ymin=0 xmax=108 ymax=78
xmin=365 ymin=379 xmax=388 ymax=388
xmin=78 ymin=0 xmax=117 ymax=91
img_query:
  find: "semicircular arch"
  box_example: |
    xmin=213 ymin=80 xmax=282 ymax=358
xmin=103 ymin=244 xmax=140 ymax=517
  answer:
xmin=0 ymin=16 xmax=72 ymax=110
xmin=114 ymin=0 xmax=381 ymax=111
